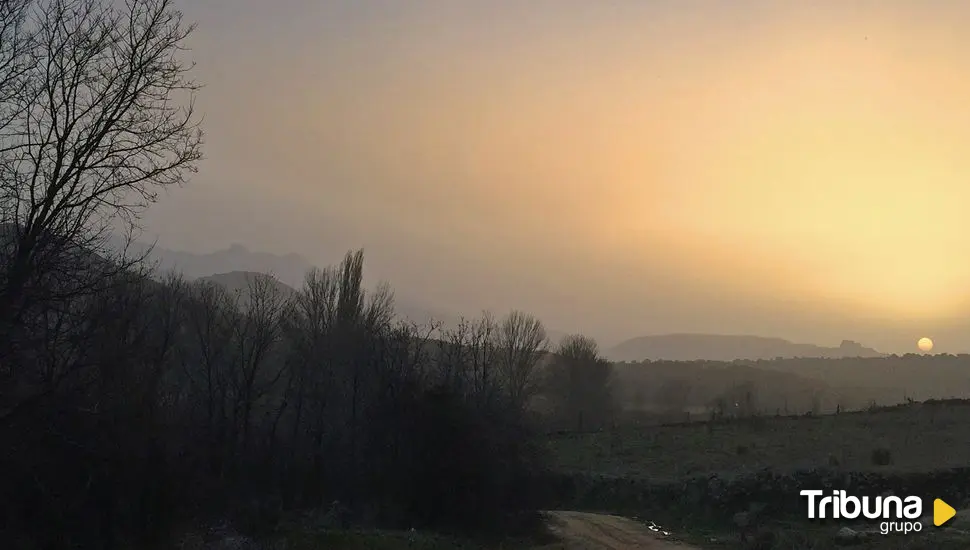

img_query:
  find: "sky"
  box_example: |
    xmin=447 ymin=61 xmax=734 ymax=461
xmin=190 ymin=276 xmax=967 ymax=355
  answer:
xmin=144 ymin=0 xmax=970 ymax=353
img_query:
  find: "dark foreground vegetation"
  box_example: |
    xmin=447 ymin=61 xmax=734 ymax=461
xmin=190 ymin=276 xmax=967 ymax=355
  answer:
xmin=0 ymin=0 xmax=620 ymax=547
xmin=4 ymin=248 xmax=555 ymax=546
xmin=1 ymin=235 xmax=624 ymax=548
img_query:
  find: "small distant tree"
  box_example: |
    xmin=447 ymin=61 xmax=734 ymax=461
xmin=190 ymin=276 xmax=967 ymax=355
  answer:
xmin=741 ymin=383 xmax=759 ymax=417
xmin=711 ymin=396 xmax=727 ymax=421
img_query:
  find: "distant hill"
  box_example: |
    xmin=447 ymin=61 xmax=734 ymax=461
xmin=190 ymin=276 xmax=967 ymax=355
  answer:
xmin=199 ymin=271 xmax=294 ymax=292
xmin=606 ymin=333 xmax=884 ymax=362
xmin=197 ymin=271 xmax=297 ymax=309
xmin=131 ymin=242 xmax=314 ymax=288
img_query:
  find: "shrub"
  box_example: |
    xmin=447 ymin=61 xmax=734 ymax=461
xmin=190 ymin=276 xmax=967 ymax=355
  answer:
xmin=400 ymin=386 xmax=546 ymax=534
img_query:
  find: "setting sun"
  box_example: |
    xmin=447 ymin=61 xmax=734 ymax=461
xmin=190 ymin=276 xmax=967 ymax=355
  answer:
xmin=918 ymin=337 xmax=934 ymax=352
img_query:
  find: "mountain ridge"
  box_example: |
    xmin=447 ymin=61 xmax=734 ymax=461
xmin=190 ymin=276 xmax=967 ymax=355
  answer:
xmin=607 ymin=333 xmax=884 ymax=362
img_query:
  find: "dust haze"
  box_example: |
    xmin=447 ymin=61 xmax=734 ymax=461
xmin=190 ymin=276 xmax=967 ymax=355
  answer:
xmin=139 ymin=0 xmax=970 ymax=355
xmin=8 ymin=1 xmax=970 ymax=549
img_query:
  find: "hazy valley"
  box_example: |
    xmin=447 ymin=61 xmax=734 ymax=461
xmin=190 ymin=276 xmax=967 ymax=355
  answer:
xmin=153 ymin=242 xmax=970 ymax=424
xmin=6 ymin=1 xmax=970 ymax=549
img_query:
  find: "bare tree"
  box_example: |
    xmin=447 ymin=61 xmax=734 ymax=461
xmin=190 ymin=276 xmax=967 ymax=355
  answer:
xmin=470 ymin=311 xmax=498 ymax=400
xmin=545 ymin=334 xmax=614 ymax=431
xmin=181 ymin=280 xmax=235 ymax=453
xmin=437 ymin=317 xmax=472 ymax=392
xmin=495 ymin=310 xmax=547 ymax=409
xmin=0 ymin=1 xmax=33 ymax=124
xmin=0 ymin=0 xmax=202 ymax=333
xmin=282 ymin=267 xmax=337 ymax=456
xmin=229 ymin=273 xmax=287 ymax=459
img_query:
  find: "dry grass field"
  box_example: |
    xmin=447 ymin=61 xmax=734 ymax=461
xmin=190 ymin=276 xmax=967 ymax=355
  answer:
xmin=543 ymin=401 xmax=970 ymax=549
xmin=547 ymin=401 xmax=970 ymax=482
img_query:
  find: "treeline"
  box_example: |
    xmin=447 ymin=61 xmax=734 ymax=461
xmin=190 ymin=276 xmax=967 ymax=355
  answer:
xmin=613 ymin=354 xmax=970 ymax=423
xmin=613 ymin=361 xmax=829 ymax=419
xmin=750 ymin=354 xmax=970 ymax=402
xmin=0 ymin=245 xmax=619 ymax=547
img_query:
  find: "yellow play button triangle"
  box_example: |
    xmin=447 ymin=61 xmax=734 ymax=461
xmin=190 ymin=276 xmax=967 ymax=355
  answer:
xmin=934 ymin=498 xmax=956 ymax=527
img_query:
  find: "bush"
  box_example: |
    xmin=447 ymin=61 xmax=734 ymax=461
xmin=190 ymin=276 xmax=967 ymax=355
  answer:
xmin=401 ymin=386 xmax=546 ymax=534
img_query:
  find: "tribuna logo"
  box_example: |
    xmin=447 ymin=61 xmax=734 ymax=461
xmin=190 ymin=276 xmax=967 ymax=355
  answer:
xmin=800 ymin=490 xmax=924 ymax=534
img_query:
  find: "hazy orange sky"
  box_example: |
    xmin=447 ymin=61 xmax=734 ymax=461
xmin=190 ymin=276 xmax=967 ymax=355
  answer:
xmin=146 ymin=0 xmax=970 ymax=353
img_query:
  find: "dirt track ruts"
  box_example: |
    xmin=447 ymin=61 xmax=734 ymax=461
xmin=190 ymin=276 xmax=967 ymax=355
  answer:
xmin=542 ymin=511 xmax=701 ymax=549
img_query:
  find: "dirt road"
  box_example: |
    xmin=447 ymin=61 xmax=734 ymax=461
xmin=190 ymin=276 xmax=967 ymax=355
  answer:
xmin=542 ymin=511 xmax=701 ymax=550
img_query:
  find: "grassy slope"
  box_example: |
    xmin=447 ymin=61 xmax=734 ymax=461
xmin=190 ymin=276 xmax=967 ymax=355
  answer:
xmin=548 ymin=402 xmax=970 ymax=481
xmin=547 ymin=402 xmax=970 ymax=549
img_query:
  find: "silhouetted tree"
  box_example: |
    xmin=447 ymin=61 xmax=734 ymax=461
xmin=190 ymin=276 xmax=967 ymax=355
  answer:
xmin=0 ymin=0 xmax=202 ymax=423
xmin=226 ymin=274 xmax=287 ymax=475
xmin=495 ymin=310 xmax=547 ymax=410
xmin=0 ymin=3 xmax=550 ymax=546
xmin=545 ymin=334 xmax=614 ymax=432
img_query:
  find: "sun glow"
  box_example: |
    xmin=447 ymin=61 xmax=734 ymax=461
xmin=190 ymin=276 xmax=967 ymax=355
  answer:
xmin=917 ymin=337 xmax=934 ymax=352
